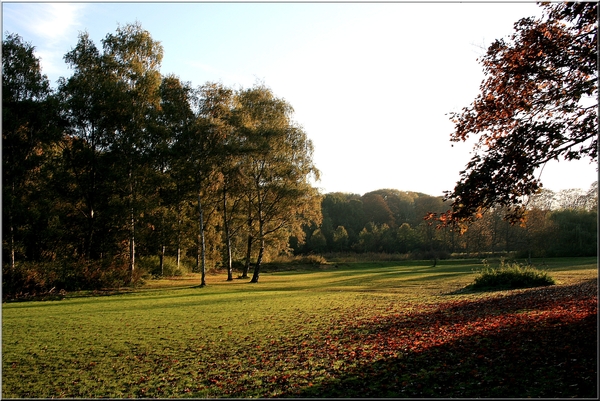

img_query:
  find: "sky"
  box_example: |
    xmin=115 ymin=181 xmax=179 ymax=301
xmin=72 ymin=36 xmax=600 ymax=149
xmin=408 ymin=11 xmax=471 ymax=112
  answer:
xmin=2 ymin=1 xmax=598 ymax=197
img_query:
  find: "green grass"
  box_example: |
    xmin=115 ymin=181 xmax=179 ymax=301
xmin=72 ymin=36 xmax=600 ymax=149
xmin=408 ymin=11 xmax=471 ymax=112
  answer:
xmin=2 ymin=257 xmax=597 ymax=398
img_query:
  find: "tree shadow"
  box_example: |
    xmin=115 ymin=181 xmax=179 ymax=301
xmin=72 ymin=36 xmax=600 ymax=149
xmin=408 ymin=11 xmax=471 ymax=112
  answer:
xmin=288 ymin=315 xmax=597 ymax=398
xmin=277 ymin=279 xmax=597 ymax=398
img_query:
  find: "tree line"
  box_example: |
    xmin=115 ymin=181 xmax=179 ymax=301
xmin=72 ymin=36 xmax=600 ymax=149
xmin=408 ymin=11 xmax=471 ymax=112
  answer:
xmin=295 ymin=186 xmax=597 ymax=260
xmin=3 ymin=24 xmax=320 ymax=296
xmin=3 ymin=13 xmax=597 ymax=298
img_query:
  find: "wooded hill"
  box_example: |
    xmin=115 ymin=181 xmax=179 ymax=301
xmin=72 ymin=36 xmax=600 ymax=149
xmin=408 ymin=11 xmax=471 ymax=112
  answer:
xmin=297 ymin=187 xmax=597 ymax=259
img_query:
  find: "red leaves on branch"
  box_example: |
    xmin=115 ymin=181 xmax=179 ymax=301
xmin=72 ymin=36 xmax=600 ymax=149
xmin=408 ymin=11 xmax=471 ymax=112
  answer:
xmin=444 ymin=2 xmax=598 ymax=224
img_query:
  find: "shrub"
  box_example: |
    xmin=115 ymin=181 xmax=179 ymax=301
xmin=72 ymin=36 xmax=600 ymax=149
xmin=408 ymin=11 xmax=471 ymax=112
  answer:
xmin=2 ymin=257 xmax=133 ymax=300
xmin=137 ymin=255 xmax=191 ymax=278
xmin=272 ymin=254 xmax=327 ymax=265
xmin=323 ymin=252 xmax=411 ymax=263
xmin=291 ymin=254 xmax=327 ymax=265
xmin=469 ymin=259 xmax=555 ymax=291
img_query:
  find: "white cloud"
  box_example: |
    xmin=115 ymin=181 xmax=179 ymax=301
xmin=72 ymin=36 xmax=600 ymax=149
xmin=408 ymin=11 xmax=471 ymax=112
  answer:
xmin=5 ymin=3 xmax=85 ymax=44
xmin=3 ymin=3 xmax=88 ymax=83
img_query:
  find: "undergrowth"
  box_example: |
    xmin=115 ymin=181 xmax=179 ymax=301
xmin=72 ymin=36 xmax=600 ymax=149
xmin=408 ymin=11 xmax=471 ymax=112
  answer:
xmin=469 ymin=259 xmax=555 ymax=291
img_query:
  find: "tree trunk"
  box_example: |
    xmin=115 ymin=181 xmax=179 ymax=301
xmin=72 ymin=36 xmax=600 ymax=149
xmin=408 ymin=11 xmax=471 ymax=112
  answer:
xmin=86 ymin=212 xmax=94 ymax=260
xmin=176 ymin=199 xmax=182 ymax=269
xmin=129 ymin=206 xmax=135 ymax=282
xmin=242 ymin=235 xmax=252 ymax=278
xmin=128 ymin=168 xmax=136 ymax=284
xmin=222 ymin=186 xmax=233 ymax=281
xmin=9 ymin=190 xmax=15 ymax=272
xmin=10 ymin=223 xmax=15 ymax=271
xmin=250 ymin=203 xmax=264 ymax=283
xmin=9 ymin=205 xmax=16 ymax=295
xmin=160 ymin=245 xmax=165 ymax=276
xmin=505 ymin=220 xmax=511 ymax=253
xmin=198 ymin=190 xmax=206 ymax=287
xmin=86 ymin=130 xmax=97 ymax=261
xmin=159 ymin=209 xmax=165 ymax=276
xmin=241 ymin=197 xmax=253 ymax=279
xmin=250 ymin=236 xmax=264 ymax=283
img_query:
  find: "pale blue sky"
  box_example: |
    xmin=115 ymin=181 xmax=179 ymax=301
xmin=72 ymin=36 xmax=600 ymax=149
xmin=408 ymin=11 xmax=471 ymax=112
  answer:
xmin=3 ymin=1 xmax=597 ymax=196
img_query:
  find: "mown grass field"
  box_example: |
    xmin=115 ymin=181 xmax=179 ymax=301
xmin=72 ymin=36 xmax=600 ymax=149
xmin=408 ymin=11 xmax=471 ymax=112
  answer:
xmin=2 ymin=257 xmax=597 ymax=398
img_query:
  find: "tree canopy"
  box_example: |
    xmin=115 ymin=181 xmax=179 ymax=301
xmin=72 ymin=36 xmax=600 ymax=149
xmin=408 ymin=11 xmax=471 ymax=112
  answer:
xmin=2 ymin=26 xmax=321 ymax=292
xmin=2 ymin=33 xmax=62 ymax=269
xmin=444 ymin=2 xmax=597 ymax=224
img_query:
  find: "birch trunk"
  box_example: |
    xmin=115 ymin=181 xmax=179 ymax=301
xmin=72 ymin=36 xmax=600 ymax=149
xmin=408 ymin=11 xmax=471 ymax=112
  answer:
xmin=198 ymin=190 xmax=206 ymax=287
xmin=222 ymin=186 xmax=233 ymax=281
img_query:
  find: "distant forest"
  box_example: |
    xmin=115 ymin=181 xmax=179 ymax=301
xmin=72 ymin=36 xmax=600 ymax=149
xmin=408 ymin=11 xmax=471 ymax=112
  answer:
xmin=296 ymin=187 xmax=597 ymax=260
xmin=3 ymin=24 xmax=597 ymax=298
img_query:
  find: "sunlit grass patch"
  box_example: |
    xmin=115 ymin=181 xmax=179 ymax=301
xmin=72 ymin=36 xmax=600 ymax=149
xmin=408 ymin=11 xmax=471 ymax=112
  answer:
xmin=2 ymin=257 xmax=596 ymax=398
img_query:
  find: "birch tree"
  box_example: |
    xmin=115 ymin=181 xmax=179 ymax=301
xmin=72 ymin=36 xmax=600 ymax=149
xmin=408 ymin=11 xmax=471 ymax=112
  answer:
xmin=233 ymin=85 xmax=321 ymax=283
xmin=101 ymin=22 xmax=164 ymax=281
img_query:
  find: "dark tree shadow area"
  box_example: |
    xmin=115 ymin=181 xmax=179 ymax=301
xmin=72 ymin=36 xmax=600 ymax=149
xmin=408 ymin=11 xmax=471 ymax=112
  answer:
xmin=278 ymin=280 xmax=597 ymax=398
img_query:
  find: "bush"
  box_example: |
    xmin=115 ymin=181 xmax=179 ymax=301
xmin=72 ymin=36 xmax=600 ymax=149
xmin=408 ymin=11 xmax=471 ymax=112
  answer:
xmin=271 ymin=254 xmax=327 ymax=265
xmin=259 ymin=254 xmax=328 ymax=272
xmin=323 ymin=252 xmax=411 ymax=263
xmin=2 ymin=257 xmax=134 ymax=300
xmin=137 ymin=255 xmax=191 ymax=278
xmin=291 ymin=254 xmax=327 ymax=265
xmin=469 ymin=259 xmax=555 ymax=291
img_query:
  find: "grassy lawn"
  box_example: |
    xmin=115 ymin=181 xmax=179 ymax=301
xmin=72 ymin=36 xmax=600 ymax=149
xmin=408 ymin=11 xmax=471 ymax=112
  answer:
xmin=2 ymin=257 xmax=597 ymax=398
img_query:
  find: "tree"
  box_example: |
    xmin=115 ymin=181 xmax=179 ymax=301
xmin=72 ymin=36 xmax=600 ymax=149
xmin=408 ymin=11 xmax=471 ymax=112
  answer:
xmin=308 ymin=229 xmax=327 ymax=253
xmin=444 ymin=2 xmax=597 ymax=224
xmin=233 ymin=84 xmax=321 ymax=283
xmin=354 ymin=222 xmax=393 ymax=253
xmin=2 ymin=33 xmax=62 ymax=269
xmin=396 ymin=223 xmax=418 ymax=254
xmin=58 ymin=31 xmax=120 ymax=261
xmin=548 ymin=209 xmax=597 ymax=257
xmin=332 ymin=225 xmax=349 ymax=252
xmin=171 ymin=85 xmax=221 ymax=287
xmin=101 ymin=22 xmax=164 ymax=281
xmin=555 ymin=188 xmax=588 ymax=210
xmin=368 ymin=189 xmax=420 ymax=227
xmin=143 ymin=74 xmax=196 ymax=275
xmin=321 ymin=193 xmax=365 ymax=246
xmin=198 ymin=82 xmax=240 ymax=281
xmin=362 ymin=193 xmax=395 ymax=227
xmin=527 ymin=188 xmax=558 ymax=211
xmin=156 ymin=75 xmax=196 ymax=271
xmin=583 ymin=181 xmax=598 ymax=211
xmin=355 ymin=223 xmax=378 ymax=253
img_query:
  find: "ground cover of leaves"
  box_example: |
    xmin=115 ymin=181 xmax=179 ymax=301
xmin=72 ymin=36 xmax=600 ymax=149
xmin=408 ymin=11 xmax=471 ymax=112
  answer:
xmin=284 ymin=279 xmax=597 ymax=398
xmin=2 ymin=263 xmax=597 ymax=398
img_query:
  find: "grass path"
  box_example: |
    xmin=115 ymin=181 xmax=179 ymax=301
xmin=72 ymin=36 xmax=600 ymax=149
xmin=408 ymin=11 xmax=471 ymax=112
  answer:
xmin=2 ymin=257 xmax=597 ymax=398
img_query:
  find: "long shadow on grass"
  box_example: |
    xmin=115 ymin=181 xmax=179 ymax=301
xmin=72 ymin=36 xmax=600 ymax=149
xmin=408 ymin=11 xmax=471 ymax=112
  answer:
xmin=274 ymin=280 xmax=597 ymax=398
xmin=250 ymin=264 xmax=476 ymax=293
xmin=285 ymin=315 xmax=597 ymax=398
